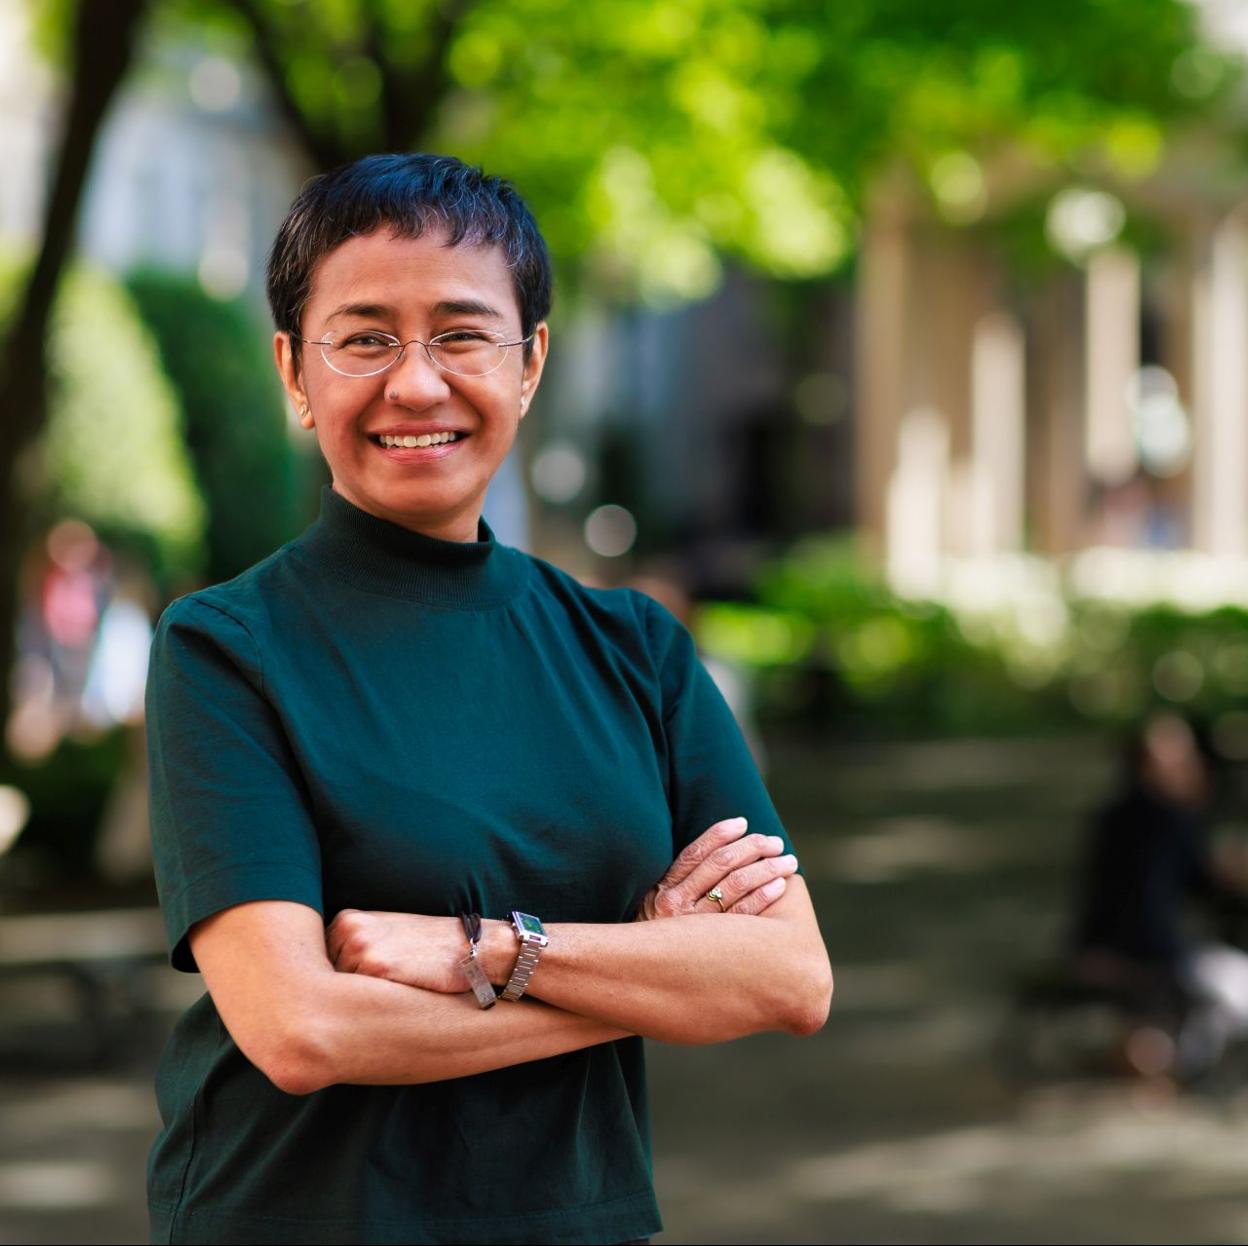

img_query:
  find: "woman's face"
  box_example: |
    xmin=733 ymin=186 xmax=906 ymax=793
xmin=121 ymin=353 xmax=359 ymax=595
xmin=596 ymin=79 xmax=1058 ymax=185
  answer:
xmin=274 ymin=227 xmax=548 ymax=541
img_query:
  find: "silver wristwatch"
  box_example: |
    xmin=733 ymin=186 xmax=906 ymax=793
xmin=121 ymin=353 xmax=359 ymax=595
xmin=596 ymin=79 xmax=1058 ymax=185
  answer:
xmin=499 ymin=910 xmax=548 ymax=1001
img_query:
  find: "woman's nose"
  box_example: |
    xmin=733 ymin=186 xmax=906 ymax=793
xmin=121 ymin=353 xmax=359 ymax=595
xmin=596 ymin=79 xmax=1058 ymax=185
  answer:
xmin=384 ymin=343 xmax=453 ymax=407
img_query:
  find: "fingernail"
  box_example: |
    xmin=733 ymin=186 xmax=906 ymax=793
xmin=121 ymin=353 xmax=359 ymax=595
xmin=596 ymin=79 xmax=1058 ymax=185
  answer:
xmin=778 ymin=854 xmax=798 ymax=869
xmin=762 ymin=877 xmax=787 ymax=897
xmin=727 ymin=817 xmax=748 ymax=833
xmin=765 ymin=835 xmax=784 ymax=852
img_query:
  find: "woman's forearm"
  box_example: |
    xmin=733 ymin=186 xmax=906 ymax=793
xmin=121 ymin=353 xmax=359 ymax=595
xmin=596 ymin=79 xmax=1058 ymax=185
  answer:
xmin=190 ymin=900 xmax=627 ymax=1096
xmin=478 ymin=878 xmax=832 ymax=1044
xmin=295 ymin=972 xmax=628 ymax=1092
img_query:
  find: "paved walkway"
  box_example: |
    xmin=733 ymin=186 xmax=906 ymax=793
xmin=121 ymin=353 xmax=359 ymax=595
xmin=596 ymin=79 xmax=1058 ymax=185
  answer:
xmin=6 ymin=734 xmax=1248 ymax=1244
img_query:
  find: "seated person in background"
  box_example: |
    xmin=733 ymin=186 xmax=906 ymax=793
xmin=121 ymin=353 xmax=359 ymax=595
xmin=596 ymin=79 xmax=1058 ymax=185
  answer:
xmin=1072 ymin=712 xmax=1248 ymax=1076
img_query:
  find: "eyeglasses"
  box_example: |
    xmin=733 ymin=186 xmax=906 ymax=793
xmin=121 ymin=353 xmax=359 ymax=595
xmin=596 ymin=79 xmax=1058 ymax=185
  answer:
xmin=294 ymin=329 xmax=535 ymax=378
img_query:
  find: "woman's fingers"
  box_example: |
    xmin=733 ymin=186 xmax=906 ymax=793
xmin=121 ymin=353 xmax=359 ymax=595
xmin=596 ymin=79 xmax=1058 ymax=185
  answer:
xmin=638 ymin=818 xmax=752 ymax=919
xmin=638 ymin=818 xmax=798 ymax=919
xmin=716 ymin=875 xmax=788 ymax=915
xmin=681 ymin=836 xmax=790 ymax=908
xmin=326 ymin=909 xmax=365 ymax=970
xmin=660 ymin=817 xmax=750 ymax=889
xmin=325 ymin=910 xmax=468 ymax=991
xmin=653 ymin=834 xmax=788 ymax=916
xmin=698 ymin=855 xmax=799 ymax=914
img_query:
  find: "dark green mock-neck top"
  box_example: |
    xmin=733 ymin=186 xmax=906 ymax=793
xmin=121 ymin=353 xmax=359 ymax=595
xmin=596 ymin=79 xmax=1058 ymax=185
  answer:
xmin=145 ymin=485 xmax=795 ymax=1245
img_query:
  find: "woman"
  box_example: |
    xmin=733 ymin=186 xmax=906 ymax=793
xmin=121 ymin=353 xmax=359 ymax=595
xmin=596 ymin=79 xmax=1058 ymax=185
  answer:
xmin=145 ymin=153 xmax=832 ymax=1246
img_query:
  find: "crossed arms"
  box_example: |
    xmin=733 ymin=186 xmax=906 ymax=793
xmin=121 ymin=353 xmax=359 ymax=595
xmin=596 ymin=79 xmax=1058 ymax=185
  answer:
xmin=190 ymin=818 xmax=833 ymax=1095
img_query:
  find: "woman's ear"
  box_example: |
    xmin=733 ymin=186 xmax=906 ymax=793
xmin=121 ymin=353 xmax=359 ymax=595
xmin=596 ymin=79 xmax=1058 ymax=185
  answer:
xmin=519 ymin=322 xmax=549 ymax=418
xmin=274 ymin=331 xmax=314 ymax=427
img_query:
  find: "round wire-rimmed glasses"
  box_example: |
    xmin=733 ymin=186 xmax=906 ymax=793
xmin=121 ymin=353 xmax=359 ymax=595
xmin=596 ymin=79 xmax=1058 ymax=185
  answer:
xmin=294 ymin=329 xmax=535 ymax=378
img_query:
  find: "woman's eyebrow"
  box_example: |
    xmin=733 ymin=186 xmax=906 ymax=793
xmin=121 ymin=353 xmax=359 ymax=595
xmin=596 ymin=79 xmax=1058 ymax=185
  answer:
xmin=433 ymin=299 xmax=504 ymax=320
xmin=325 ymin=302 xmax=395 ymax=322
xmin=323 ymin=299 xmax=504 ymax=321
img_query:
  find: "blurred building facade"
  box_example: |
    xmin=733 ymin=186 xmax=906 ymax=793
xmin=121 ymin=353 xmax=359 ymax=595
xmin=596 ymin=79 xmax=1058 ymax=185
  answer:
xmin=0 ymin=8 xmax=300 ymax=299
xmin=856 ymin=162 xmax=1248 ymax=601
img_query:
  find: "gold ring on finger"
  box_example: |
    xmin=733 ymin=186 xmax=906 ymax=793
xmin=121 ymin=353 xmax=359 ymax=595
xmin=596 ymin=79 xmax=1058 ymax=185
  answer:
xmin=705 ymin=886 xmax=726 ymax=912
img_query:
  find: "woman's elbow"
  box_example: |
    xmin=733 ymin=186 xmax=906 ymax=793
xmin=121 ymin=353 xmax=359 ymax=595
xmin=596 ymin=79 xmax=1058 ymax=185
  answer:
xmin=251 ymin=1016 xmax=336 ymax=1096
xmin=783 ymin=960 xmax=833 ymax=1037
xmin=265 ymin=1049 xmax=328 ymax=1096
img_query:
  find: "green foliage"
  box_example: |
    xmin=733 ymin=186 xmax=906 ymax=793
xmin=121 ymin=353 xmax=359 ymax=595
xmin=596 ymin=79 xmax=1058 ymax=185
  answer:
xmin=443 ymin=0 xmax=1232 ymax=296
xmin=0 ymin=250 xmax=202 ymax=575
xmin=791 ymin=0 xmax=1228 ymax=189
xmin=1061 ymin=602 xmax=1248 ymax=726
xmin=40 ymin=264 xmax=206 ymax=577
xmin=698 ymin=603 xmax=815 ymax=669
xmin=696 ymin=541 xmax=1248 ymax=740
xmin=696 ymin=538 xmax=1061 ymax=737
xmin=439 ymin=0 xmax=852 ymax=300
xmin=124 ymin=271 xmax=306 ymax=586
xmin=153 ymin=0 xmax=1236 ymax=304
xmin=25 ymin=0 xmax=75 ymax=67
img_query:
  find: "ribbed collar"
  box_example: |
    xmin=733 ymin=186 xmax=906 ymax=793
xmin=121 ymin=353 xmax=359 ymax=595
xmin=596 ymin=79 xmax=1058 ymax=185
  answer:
xmin=291 ymin=485 xmax=528 ymax=608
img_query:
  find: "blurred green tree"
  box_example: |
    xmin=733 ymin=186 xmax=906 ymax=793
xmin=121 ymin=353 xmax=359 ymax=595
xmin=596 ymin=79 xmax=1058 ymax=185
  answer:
xmin=195 ymin=0 xmax=1231 ymax=302
xmin=0 ymin=252 xmax=206 ymax=576
xmin=46 ymin=268 xmax=205 ymax=575
xmin=124 ymin=272 xmax=305 ymax=587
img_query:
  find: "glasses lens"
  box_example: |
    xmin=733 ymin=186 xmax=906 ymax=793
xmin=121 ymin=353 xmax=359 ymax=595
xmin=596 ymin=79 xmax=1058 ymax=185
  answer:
xmin=428 ymin=331 xmax=509 ymax=377
xmin=323 ymin=334 xmax=403 ymax=377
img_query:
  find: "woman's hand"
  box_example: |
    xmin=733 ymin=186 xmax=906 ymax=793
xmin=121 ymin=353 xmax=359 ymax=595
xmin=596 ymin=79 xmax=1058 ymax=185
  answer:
xmin=326 ymin=910 xmax=469 ymax=993
xmin=635 ymin=816 xmax=798 ymax=920
xmin=328 ymin=818 xmax=799 ymax=992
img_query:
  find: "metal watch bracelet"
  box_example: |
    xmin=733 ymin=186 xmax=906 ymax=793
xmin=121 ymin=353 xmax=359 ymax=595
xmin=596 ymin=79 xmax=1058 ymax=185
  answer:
xmin=499 ymin=911 xmax=548 ymax=1001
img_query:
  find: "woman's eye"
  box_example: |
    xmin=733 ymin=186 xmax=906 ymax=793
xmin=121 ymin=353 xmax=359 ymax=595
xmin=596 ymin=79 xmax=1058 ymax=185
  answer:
xmin=436 ymin=330 xmax=495 ymax=344
xmin=342 ymin=332 xmax=395 ymax=348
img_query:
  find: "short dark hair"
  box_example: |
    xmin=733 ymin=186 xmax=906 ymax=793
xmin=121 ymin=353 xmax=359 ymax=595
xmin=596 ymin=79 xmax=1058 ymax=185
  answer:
xmin=266 ymin=153 xmax=552 ymax=367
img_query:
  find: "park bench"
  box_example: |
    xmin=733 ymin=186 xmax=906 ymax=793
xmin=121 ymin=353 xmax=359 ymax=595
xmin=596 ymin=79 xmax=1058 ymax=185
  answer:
xmin=0 ymin=906 xmax=168 ymax=1063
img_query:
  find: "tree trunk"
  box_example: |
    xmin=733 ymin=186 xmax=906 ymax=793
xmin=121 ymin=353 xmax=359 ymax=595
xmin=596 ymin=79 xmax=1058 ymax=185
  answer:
xmin=228 ymin=0 xmax=473 ymax=164
xmin=0 ymin=0 xmax=148 ymax=752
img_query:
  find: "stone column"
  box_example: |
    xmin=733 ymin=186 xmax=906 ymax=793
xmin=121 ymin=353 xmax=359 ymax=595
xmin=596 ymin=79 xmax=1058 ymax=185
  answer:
xmin=969 ymin=310 xmax=1026 ymax=555
xmin=886 ymin=407 xmax=949 ymax=598
xmin=858 ymin=197 xmax=1023 ymax=578
xmin=1155 ymin=241 xmax=1196 ymax=533
xmin=925 ymin=238 xmax=987 ymax=560
xmin=1084 ymin=246 xmax=1140 ymax=486
xmin=854 ymin=194 xmax=911 ymax=565
xmin=1190 ymin=210 xmax=1248 ymax=555
xmin=1030 ymin=275 xmax=1086 ymax=555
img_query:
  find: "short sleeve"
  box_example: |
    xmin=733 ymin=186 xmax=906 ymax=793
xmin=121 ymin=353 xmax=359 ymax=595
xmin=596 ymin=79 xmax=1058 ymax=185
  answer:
xmin=643 ymin=596 xmax=801 ymax=866
xmin=146 ymin=596 xmax=323 ymax=972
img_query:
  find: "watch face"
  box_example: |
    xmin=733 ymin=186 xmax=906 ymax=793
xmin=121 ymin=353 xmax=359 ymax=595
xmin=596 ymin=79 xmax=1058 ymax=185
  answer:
xmin=515 ymin=912 xmax=545 ymax=936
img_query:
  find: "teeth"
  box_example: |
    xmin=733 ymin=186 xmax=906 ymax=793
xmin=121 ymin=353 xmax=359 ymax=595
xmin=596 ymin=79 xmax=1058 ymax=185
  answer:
xmin=379 ymin=432 xmax=459 ymax=448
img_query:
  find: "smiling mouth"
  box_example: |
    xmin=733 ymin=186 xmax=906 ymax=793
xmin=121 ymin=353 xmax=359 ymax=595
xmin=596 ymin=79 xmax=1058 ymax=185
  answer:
xmin=370 ymin=432 xmax=467 ymax=448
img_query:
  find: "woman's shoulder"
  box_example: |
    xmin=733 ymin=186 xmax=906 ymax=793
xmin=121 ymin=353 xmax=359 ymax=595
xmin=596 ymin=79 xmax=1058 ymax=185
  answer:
xmin=520 ymin=552 xmax=677 ymax=628
xmin=152 ymin=543 xmax=302 ymax=670
xmin=516 ymin=551 xmax=692 ymax=666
